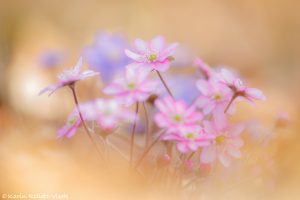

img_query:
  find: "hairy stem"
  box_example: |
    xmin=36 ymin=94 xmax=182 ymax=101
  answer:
xmin=135 ymin=130 xmax=165 ymax=169
xmin=130 ymin=102 xmax=139 ymax=165
xmin=69 ymin=84 xmax=105 ymax=160
xmin=156 ymin=70 xmax=174 ymax=99
xmin=143 ymin=102 xmax=151 ymax=148
xmin=224 ymin=93 xmax=238 ymax=114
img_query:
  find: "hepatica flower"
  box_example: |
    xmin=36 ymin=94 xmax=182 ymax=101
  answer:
xmin=83 ymin=32 xmax=130 ymax=84
xmin=39 ymin=57 xmax=99 ymax=96
xmin=94 ymin=98 xmax=135 ymax=131
xmin=58 ymin=99 xmax=135 ymax=137
xmin=39 ymin=50 xmax=64 ymax=68
xmin=194 ymin=58 xmax=215 ymax=80
xmin=162 ymin=126 xmax=214 ymax=153
xmin=103 ymin=66 xmax=159 ymax=106
xmin=219 ymin=69 xmax=266 ymax=104
xmin=58 ymin=102 xmax=95 ymax=138
xmin=196 ymin=78 xmax=233 ymax=115
xmin=125 ymin=36 xmax=178 ymax=72
xmin=200 ymin=119 xmax=244 ymax=167
xmin=154 ymin=96 xmax=203 ymax=133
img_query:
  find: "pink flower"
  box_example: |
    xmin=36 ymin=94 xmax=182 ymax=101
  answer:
xmin=39 ymin=57 xmax=99 ymax=96
xmin=200 ymin=118 xmax=244 ymax=167
xmin=154 ymin=96 xmax=203 ymax=132
xmin=194 ymin=58 xmax=215 ymax=80
xmin=219 ymin=69 xmax=266 ymax=104
xmin=196 ymin=78 xmax=233 ymax=116
xmin=125 ymin=36 xmax=178 ymax=72
xmin=94 ymin=98 xmax=135 ymax=131
xmin=58 ymin=99 xmax=136 ymax=138
xmin=103 ymin=66 xmax=159 ymax=106
xmin=57 ymin=102 xmax=95 ymax=138
xmin=162 ymin=126 xmax=214 ymax=153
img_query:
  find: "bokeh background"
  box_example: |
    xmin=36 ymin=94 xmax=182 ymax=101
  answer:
xmin=0 ymin=0 xmax=300 ymax=199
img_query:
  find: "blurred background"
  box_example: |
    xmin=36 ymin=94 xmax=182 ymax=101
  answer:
xmin=0 ymin=0 xmax=299 ymax=199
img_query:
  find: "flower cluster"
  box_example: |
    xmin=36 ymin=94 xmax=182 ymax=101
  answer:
xmin=40 ymin=34 xmax=266 ymax=172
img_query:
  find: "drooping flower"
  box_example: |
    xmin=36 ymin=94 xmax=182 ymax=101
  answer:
xmin=125 ymin=36 xmax=178 ymax=72
xmin=194 ymin=58 xmax=215 ymax=80
xmin=83 ymin=32 xmax=130 ymax=84
xmin=200 ymin=118 xmax=244 ymax=167
xmin=103 ymin=66 xmax=159 ymax=106
xmin=219 ymin=68 xmax=266 ymax=104
xmin=39 ymin=57 xmax=99 ymax=96
xmin=162 ymin=126 xmax=214 ymax=153
xmin=154 ymin=96 xmax=203 ymax=133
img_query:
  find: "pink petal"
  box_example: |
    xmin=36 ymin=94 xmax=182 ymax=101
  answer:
xmin=227 ymin=145 xmax=241 ymax=158
xmin=134 ymin=38 xmax=148 ymax=52
xmin=246 ymin=88 xmax=266 ymax=101
xmin=177 ymin=142 xmax=189 ymax=153
xmin=200 ymin=146 xmax=216 ymax=163
xmin=124 ymin=49 xmax=144 ymax=62
xmin=196 ymin=79 xmax=210 ymax=95
xmin=220 ymin=69 xmax=235 ymax=84
xmin=159 ymin=43 xmax=179 ymax=60
xmin=150 ymin=36 xmax=165 ymax=52
xmin=218 ymin=152 xmax=231 ymax=167
xmin=73 ymin=57 xmax=83 ymax=73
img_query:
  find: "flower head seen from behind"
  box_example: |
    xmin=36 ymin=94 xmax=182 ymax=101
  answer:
xmin=219 ymin=68 xmax=266 ymax=104
xmin=154 ymin=96 xmax=203 ymax=133
xmin=39 ymin=57 xmax=99 ymax=96
xmin=200 ymin=118 xmax=244 ymax=167
xmin=125 ymin=36 xmax=178 ymax=72
xmin=103 ymin=66 xmax=159 ymax=106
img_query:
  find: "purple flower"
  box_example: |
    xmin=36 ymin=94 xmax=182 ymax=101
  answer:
xmin=39 ymin=51 xmax=65 ymax=68
xmin=83 ymin=32 xmax=130 ymax=84
xmin=39 ymin=57 xmax=99 ymax=96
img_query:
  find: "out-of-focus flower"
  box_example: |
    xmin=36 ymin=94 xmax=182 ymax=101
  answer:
xmin=194 ymin=58 xmax=215 ymax=80
xmin=154 ymin=96 xmax=202 ymax=133
xmin=57 ymin=102 xmax=95 ymax=138
xmin=58 ymin=99 xmax=135 ymax=138
xmin=162 ymin=126 xmax=214 ymax=153
xmin=219 ymin=69 xmax=266 ymax=104
xmin=162 ymin=75 xmax=199 ymax=104
xmin=103 ymin=66 xmax=159 ymax=106
xmin=39 ymin=57 xmax=99 ymax=96
xmin=200 ymin=118 xmax=244 ymax=167
xmin=39 ymin=51 xmax=65 ymax=68
xmin=125 ymin=36 xmax=178 ymax=72
xmin=94 ymin=98 xmax=135 ymax=131
xmin=275 ymin=112 xmax=290 ymax=128
xmin=83 ymin=32 xmax=130 ymax=84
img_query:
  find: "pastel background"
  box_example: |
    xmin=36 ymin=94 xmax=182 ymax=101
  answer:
xmin=0 ymin=0 xmax=299 ymax=199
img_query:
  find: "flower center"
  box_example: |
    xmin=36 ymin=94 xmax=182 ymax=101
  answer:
xmin=127 ymin=82 xmax=136 ymax=89
xmin=68 ymin=116 xmax=78 ymax=126
xmin=185 ymin=132 xmax=196 ymax=140
xmin=214 ymin=94 xmax=222 ymax=101
xmin=216 ymin=135 xmax=226 ymax=145
xmin=173 ymin=114 xmax=182 ymax=123
xmin=148 ymin=54 xmax=157 ymax=62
